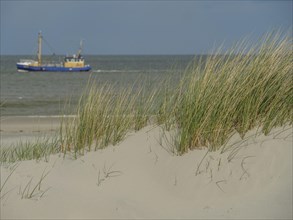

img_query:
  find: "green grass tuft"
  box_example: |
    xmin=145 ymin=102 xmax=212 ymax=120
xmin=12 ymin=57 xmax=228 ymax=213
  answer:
xmin=60 ymin=80 xmax=160 ymax=156
xmin=167 ymin=31 xmax=292 ymax=153
xmin=0 ymin=137 xmax=60 ymax=164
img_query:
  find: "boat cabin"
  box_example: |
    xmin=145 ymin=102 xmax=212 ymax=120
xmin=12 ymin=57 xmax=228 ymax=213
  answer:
xmin=64 ymin=54 xmax=85 ymax=68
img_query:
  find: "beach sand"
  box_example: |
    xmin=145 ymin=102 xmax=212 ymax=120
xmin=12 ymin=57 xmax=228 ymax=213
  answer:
xmin=0 ymin=116 xmax=61 ymax=148
xmin=0 ymin=117 xmax=292 ymax=219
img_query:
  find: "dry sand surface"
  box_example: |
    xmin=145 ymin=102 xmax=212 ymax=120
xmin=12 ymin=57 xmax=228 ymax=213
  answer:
xmin=0 ymin=117 xmax=292 ymax=219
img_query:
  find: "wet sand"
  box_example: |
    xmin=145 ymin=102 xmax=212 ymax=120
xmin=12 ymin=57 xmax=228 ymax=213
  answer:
xmin=0 ymin=116 xmax=62 ymax=147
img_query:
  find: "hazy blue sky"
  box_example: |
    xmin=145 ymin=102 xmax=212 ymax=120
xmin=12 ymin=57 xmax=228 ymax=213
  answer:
xmin=1 ymin=1 xmax=292 ymax=55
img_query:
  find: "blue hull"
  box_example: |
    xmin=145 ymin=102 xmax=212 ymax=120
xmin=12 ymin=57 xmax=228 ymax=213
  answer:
xmin=17 ymin=64 xmax=91 ymax=72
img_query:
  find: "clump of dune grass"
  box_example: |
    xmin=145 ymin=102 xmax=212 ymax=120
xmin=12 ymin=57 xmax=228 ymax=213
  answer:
xmin=163 ymin=31 xmax=292 ymax=154
xmin=60 ymin=80 xmax=160 ymax=157
xmin=0 ymin=137 xmax=60 ymax=164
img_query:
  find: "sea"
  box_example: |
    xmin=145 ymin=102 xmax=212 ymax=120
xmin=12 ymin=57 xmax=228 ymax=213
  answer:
xmin=0 ymin=55 xmax=194 ymax=116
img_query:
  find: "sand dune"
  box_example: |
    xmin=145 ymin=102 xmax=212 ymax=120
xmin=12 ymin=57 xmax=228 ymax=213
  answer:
xmin=0 ymin=119 xmax=292 ymax=219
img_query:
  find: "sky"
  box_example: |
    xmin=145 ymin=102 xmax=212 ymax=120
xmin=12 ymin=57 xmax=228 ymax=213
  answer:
xmin=0 ymin=0 xmax=292 ymax=55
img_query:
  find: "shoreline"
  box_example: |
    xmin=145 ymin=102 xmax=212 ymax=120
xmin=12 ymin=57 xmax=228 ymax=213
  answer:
xmin=0 ymin=116 xmax=63 ymax=148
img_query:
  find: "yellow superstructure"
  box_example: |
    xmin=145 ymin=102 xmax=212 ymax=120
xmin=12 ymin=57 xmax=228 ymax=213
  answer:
xmin=64 ymin=57 xmax=84 ymax=68
xmin=30 ymin=62 xmax=40 ymax=67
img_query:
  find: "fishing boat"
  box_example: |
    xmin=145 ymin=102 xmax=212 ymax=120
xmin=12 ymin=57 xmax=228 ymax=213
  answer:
xmin=16 ymin=32 xmax=91 ymax=72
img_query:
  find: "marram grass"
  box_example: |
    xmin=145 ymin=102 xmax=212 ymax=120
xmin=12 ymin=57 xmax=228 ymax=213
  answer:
xmin=0 ymin=137 xmax=60 ymax=164
xmin=167 ymin=32 xmax=293 ymax=154
xmin=60 ymin=81 xmax=160 ymax=157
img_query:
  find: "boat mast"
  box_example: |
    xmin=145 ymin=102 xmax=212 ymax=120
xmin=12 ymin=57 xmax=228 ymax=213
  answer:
xmin=77 ymin=39 xmax=83 ymax=57
xmin=37 ymin=31 xmax=42 ymax=66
